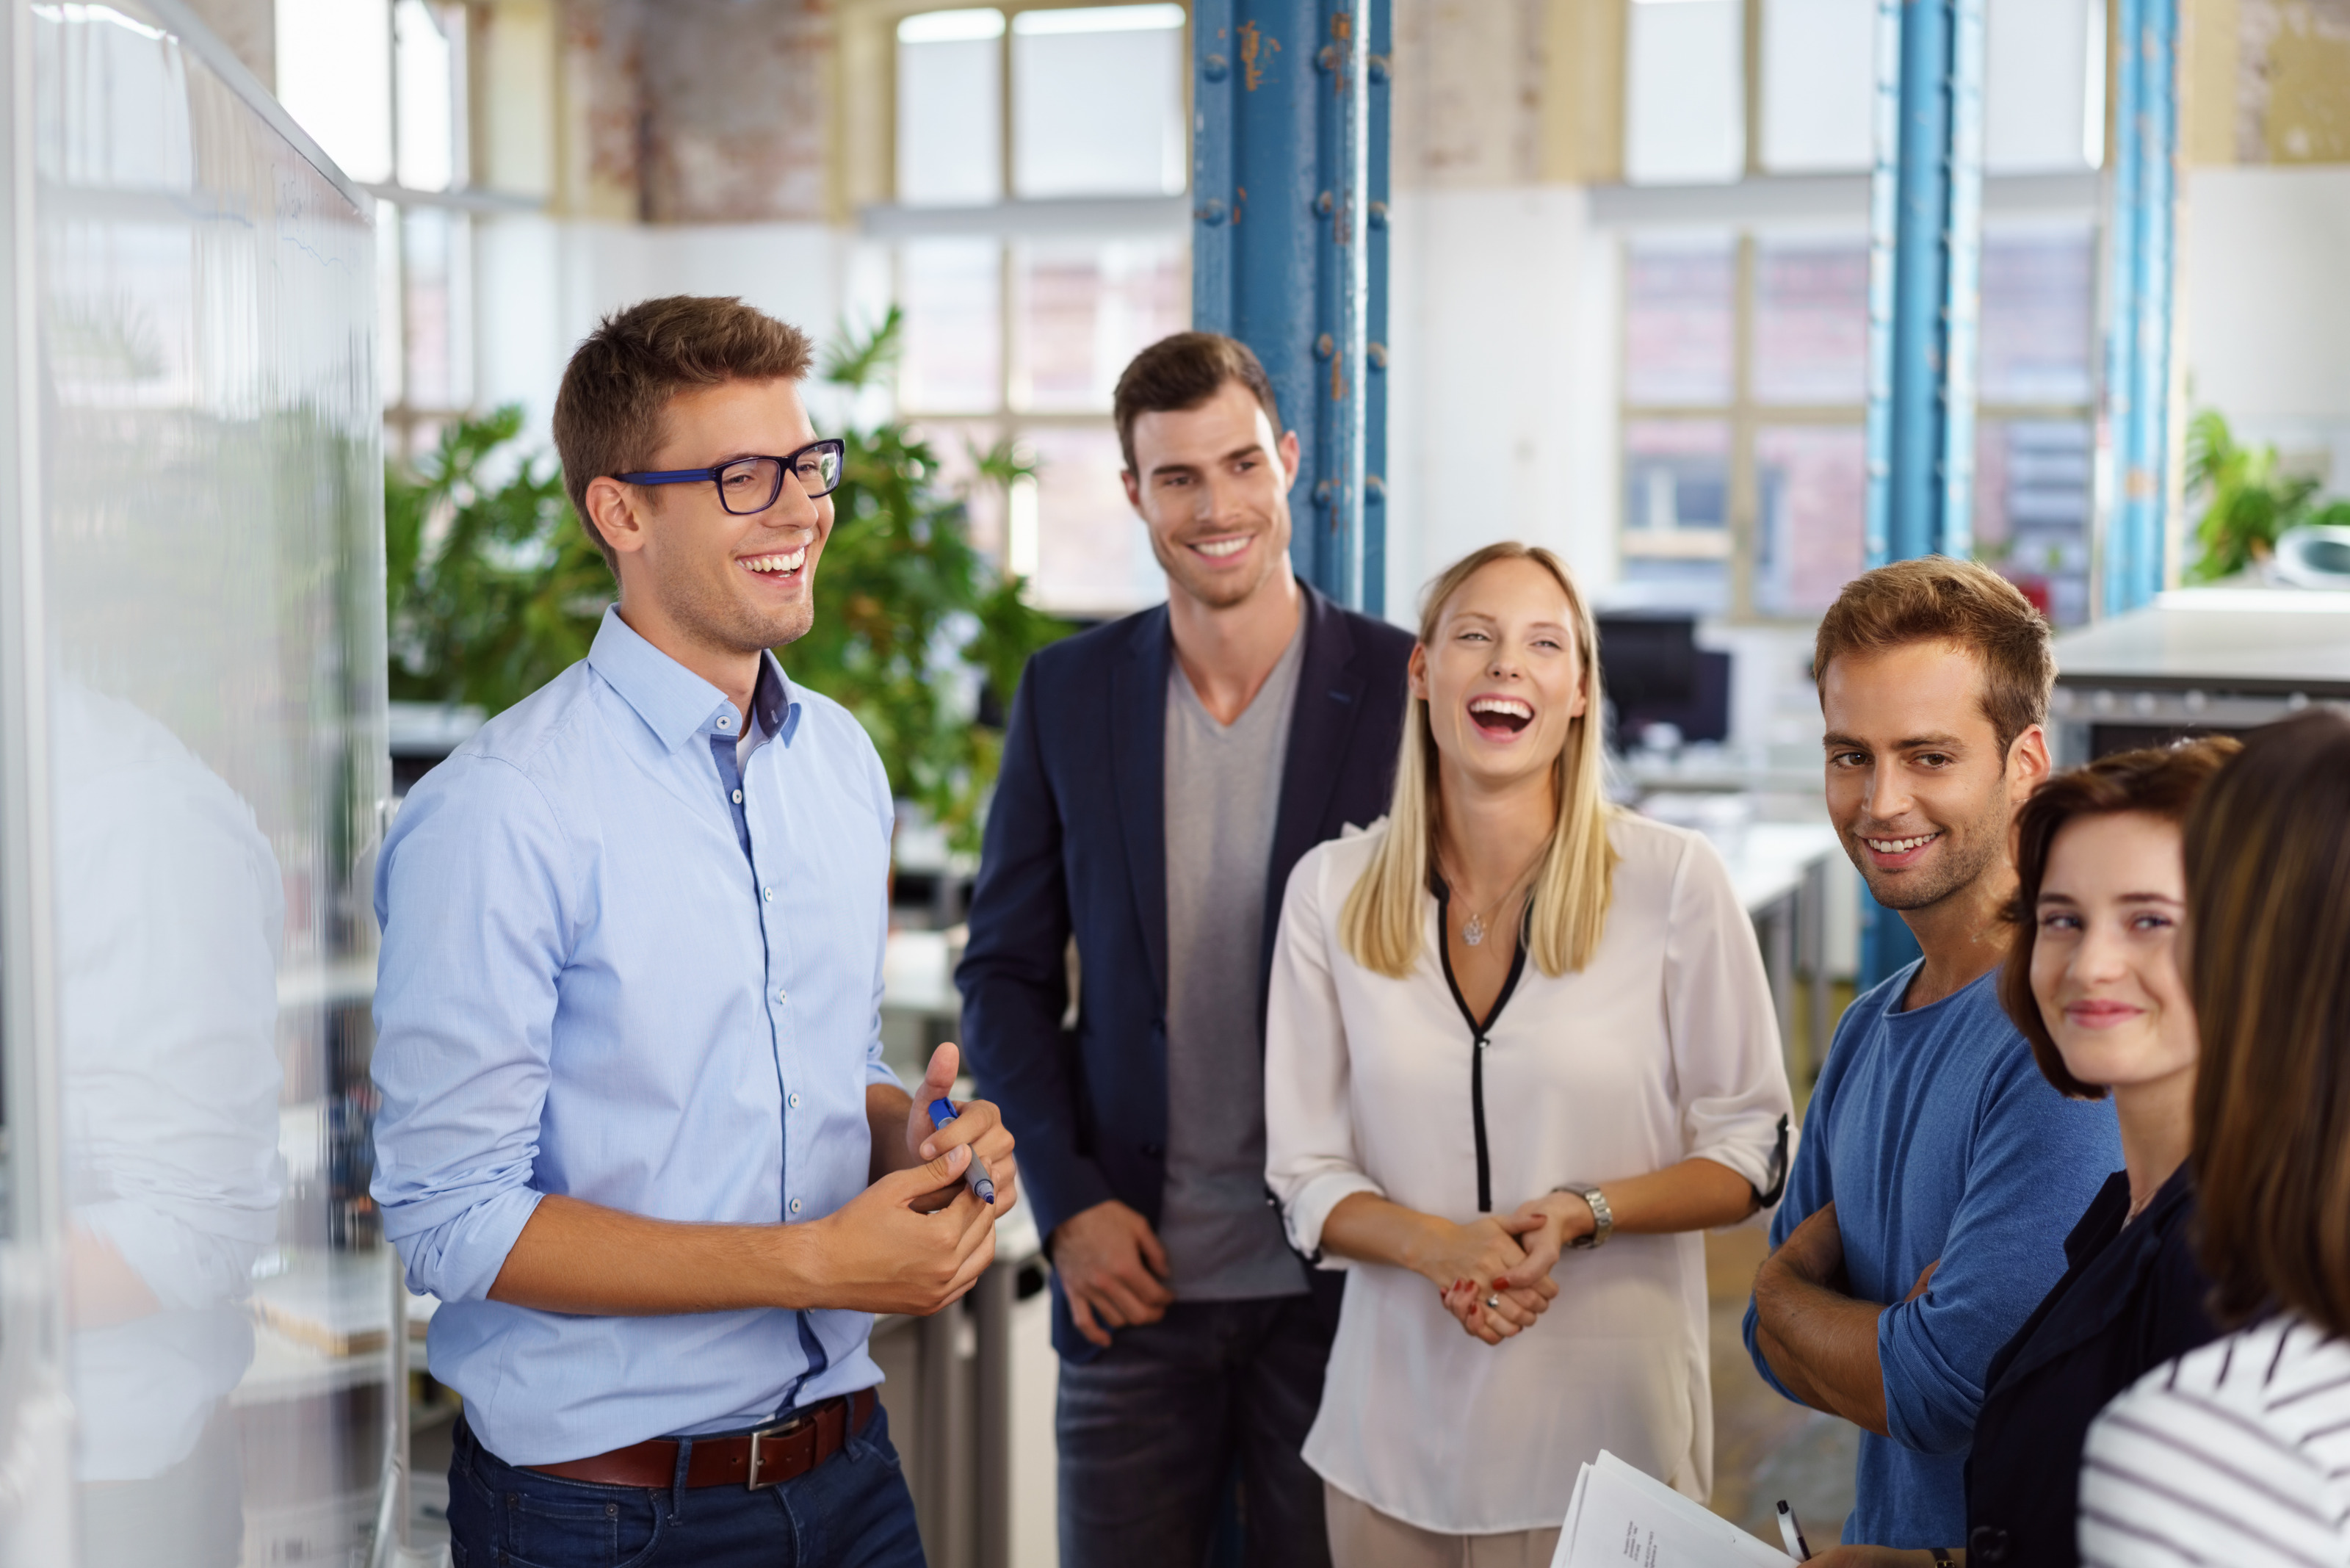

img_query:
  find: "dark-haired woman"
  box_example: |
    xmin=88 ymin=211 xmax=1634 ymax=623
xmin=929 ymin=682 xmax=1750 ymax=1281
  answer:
xmin=2080 ymin=710 xmax=2350 ymax=1565
xmin=1955 ymin=739 xmax=2240 ymax=1567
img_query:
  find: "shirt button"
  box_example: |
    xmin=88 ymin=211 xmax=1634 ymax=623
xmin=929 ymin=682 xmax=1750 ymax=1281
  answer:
xmin=776 ymin=988 xmax=788 ymax=1002
xmin=717 ymin=715 xmax=732 ymax=729
xmin=789 ymin=1198 xmax=802 ymax=1215
xmin=732 ymin=789 xmax=743 ymax=804
xmin=789 ymin=1091 xmax=801 ymax=1109
xmin=762 ymin=886 xmax=773 ymax=901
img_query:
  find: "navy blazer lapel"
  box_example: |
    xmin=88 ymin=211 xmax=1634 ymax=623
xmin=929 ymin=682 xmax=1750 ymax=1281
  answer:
xmin=1259 ymin=587 xmax=1369 ymax=976
xmin=1110 ymin=607 xmax=1172 ymax=1007
xmin=2000 ymin=1173 xmax=2192 ymax=1385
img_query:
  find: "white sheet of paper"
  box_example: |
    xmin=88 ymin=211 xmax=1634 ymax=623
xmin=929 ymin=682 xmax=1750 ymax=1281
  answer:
xmin=1551 ymin=1451 xmax=1798 ymax=1568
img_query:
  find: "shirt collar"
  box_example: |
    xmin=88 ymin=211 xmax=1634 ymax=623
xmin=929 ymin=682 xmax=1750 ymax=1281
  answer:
xmin=750 ymin=652 xmax=794 ymax=744
xmin=586 ymin=604 xmax=798 ymax=754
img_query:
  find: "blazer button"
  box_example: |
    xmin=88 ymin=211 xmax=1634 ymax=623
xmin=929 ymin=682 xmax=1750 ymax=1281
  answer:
xmin=1968 ymin=1526 xmax=2010 ymax=1563
xmin=1140 ymin=1142 xmax=1164 ymax=1158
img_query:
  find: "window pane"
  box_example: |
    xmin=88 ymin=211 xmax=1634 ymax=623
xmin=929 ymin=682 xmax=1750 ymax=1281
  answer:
xmin=1986 ymin=0 xmax=2102 ymax=173
xmin=1753 ymin=239 xmax=1869 ymax=405
xmin=910 ymin=422 xmax=1008 ymax=560
xmin=897 ymin=10 xmax=1003 ymax=206
xmin=401 ymin=204 xmax=471 ymax=408
xmin=1624 ymin=239 xmax=1735 ymax=406
xmin=393 ymin=0 xmax=459 ymax=192
xmin=1025 ymin=424 xmax=1164 ymax=614
xmin=1624 ymin=0 xmax=1744 ymax=185
xmin=899 ymin=239 xmax=1002 ymax=413
xmin=1755 ymin=424 xmax=1868 ymax=615
xmin=1978 ymin=230 xmax=2094 ymax=405
xmin=1012 ymin=5 xmax=1187 ymax=199
xmin=275 ymin=0 xmax=393 ymax=184
xmin=1623 ymin=419 xmax=1732 ymax=542
xmin=1013 ymin=236 xmax=1187 ymax=412
xmin=1975 ymin=419 xmax=2092 ymax=626
xmin=1760 ymin=0 xmax=1875 ymax=173
xmin=1615 ymin=557 xmax=1732 ymax=615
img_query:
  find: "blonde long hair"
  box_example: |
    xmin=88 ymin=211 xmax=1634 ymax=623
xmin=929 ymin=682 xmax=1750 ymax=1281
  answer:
xmin=1340 ymin=543 xmax=1619 ymax=978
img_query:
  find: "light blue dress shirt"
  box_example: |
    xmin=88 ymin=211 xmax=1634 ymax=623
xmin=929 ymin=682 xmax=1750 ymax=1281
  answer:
xmin=371 ymin=607 xmax=902 ymax=1466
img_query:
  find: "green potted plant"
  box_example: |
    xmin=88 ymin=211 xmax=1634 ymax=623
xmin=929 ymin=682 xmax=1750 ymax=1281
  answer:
xmin=2184 ymin=410 xmax=2350 ymax=583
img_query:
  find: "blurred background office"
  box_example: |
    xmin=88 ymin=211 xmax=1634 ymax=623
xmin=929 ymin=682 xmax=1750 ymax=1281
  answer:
xmin=0 ymin=0 xmax=2343 ymax=1563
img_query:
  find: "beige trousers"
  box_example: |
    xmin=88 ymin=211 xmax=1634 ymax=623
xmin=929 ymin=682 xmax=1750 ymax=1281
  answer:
xmin=1323 ymin=1483 xmax=1563 ymax=1568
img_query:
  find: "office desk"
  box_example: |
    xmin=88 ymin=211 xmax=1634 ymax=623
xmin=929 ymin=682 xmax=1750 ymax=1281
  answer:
xmin=2049 ymin=588 xmax=2350 ymax=765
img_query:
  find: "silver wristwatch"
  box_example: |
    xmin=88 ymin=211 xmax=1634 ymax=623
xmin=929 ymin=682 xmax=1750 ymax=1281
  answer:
xmin=1569 ymin=1185 xmax=1613 ymax=1249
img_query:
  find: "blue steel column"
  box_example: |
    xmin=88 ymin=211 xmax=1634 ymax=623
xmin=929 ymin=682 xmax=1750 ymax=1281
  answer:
xmin=1864 ymin=0 xmax=1986 ymax=568
xmin=1858 ymin=0 xmax=1986 ymax=990
xmin=2103 ymin=0 xmax=2178 ymax=615
xmin=1192 ymin=0 xmax=1386 ymax=612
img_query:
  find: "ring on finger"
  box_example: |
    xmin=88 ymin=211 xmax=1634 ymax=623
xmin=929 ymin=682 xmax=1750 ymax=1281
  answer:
xmin=1485 ymin=1294 xmax=1501 ymax=1310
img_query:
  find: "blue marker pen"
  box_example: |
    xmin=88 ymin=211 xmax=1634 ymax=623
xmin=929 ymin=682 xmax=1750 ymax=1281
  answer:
xmin=928 ymin=1100 xmax=999 ymax=1205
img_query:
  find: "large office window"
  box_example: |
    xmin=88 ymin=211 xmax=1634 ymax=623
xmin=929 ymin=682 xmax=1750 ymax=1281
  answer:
xmin=1614 ymin=0 xmax=2105 ymax=623
xmin=891 ymin=4 xmax=1190 ymax=616
xmin=278 ymin=0 xmax=500 ymax=459
xmin=1618 ymin=226 xmax=2098 ymax=623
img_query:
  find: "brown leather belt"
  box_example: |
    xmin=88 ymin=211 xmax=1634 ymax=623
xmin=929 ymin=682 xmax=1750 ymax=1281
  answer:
xmin=526 ymin=1388 xmax=877 ymax=1491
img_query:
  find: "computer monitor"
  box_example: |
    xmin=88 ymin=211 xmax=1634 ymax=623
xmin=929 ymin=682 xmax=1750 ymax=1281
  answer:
xmin=1594 ymin=614 xmax=1732 ymax=748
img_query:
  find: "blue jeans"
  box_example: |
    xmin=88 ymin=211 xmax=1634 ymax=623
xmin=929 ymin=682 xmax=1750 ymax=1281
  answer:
xmin=1055 ymin=1295 xmax=1334 ymax=1568
xmin=447 ymin=1398 xmax=925 ymax=1568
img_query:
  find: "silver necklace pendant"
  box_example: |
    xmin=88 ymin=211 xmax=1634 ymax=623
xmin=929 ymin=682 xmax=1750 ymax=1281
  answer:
xmin=1464 ymin=912 xmax=1486 ymax=946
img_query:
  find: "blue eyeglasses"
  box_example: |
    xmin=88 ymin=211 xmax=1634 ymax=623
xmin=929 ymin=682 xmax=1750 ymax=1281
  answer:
xmin=616 ymin=438 xmax=846 ymax=515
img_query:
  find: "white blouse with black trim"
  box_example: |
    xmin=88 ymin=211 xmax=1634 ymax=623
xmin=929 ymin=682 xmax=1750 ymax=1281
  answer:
xmin=1262 ymin=812 xmax=1793 ymax=1535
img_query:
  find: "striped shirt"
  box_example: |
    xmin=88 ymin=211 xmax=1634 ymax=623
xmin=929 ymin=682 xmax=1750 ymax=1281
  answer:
xmin=2080 ymin=1315 xmax=2350 ymax=1567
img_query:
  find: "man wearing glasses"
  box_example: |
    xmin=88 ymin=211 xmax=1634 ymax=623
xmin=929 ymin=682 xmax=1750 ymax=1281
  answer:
xmin=371 ymin=295 xmax=1013 ymax=1567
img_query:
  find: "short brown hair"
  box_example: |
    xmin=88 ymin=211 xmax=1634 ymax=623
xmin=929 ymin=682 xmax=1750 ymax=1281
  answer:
xmin=2186 ymin=711 xmax=2350 ymax=1333
xmin=552 ymin=296 xmax=814 ymax=574
xmin=1812 ymin=556 xmax=2054 ymax=756
xmin=1111 ymin=331 xmax=1282 ymax=474
xmin=1998 ymin=737 xmax=2242 ymax=1098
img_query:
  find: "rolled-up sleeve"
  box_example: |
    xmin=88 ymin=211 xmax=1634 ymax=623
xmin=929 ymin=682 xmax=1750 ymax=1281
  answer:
xmin=1876 ymin=1054 xmax=2117 ymax=1454
xmin=370 ymin=757 xmax=574 ymax=1302
xmin=1263 ymin=847 xmax=1381 ymax=1265
xmin=1663 ymin=834 xmax=1794 ymax=1195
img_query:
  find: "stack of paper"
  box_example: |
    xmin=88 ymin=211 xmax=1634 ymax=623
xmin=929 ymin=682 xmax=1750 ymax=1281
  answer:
xmin=1552 ymin=1452 xmax=1798 ymax=1568
xmin=249 ymin=1248 xmax=392 ymax=1358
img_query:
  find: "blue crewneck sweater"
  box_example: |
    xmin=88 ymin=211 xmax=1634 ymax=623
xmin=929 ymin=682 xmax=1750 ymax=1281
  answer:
xmin=1742 ymin=962 xmax=2120 ymax=1547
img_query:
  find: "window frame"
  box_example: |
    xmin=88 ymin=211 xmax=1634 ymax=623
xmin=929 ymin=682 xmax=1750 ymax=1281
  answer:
xmin=1615 ymin=216 xmax=2102 ymax=625
xmin=1609 ymin=0 xmax=2107 ymax=624
xmin=363 ymin=0 xmax=546 ymax=463
xmin=875 ymin=1 xmax=1194 ymax=615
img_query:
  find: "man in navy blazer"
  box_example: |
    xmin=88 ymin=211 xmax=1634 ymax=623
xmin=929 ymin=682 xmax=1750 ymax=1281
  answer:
xmin=958 ymin=334 xmax=1412 ymax=1568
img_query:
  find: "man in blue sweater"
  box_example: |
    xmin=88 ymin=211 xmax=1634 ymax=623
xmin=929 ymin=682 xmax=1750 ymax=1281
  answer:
xmin=1744 ymin=558 xmax=2120 ymax=1554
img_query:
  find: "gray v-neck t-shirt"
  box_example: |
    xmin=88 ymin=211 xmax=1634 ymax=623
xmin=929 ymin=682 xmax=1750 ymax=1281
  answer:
xmin=1160 ymin=624 xmax=1311 ymax=1301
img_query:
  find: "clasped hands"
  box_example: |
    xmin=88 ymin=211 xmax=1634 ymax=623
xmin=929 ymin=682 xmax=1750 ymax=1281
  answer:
xmin=1416 ymin=1191 xmax=1596 ymax=1345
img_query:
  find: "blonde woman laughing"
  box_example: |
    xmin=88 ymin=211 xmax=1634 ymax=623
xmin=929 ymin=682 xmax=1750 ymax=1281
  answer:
xmin=1264 ymin=543 xmax=1793 ymax=1567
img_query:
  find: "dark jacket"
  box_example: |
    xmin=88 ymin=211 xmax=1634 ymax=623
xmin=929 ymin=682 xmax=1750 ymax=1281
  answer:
xmin=956 ymin=584 xmax=1414 ymax=1361
xmin=1964 ymin=1162 xmax=2218 ymax=1567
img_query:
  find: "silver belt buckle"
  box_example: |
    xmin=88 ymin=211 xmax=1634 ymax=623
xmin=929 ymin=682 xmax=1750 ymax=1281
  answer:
xmin=745 ymin=1412 xmax=809 ymax=1490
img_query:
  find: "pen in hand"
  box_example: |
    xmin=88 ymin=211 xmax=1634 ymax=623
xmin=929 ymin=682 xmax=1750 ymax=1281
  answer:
xmin=928 ymin=1100 xmax=998 ymax=1205
xmin=1776 ymin=1500 xmax=1812 ymax=1561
